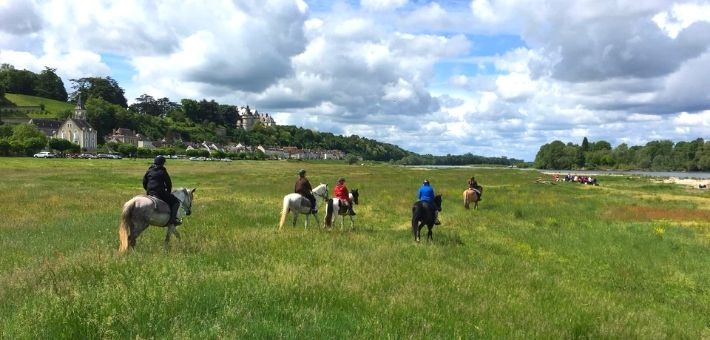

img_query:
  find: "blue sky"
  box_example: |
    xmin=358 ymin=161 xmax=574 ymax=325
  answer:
xmin=1 ymin=0 xmax=709 ymax=160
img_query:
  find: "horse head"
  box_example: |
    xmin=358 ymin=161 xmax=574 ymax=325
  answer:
xmin=175 ymin=187 xmax=197 ymax=215
xmin=350 ymin=188 xmax=359 ymax=204
xmin=434 ymin=194 xmax=442 ymax=211
xmin=313 ymin=183 xmax=329 ymax=200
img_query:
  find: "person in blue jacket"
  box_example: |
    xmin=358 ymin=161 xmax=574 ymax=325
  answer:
xmin=418 ymin=179 xmax=440 ymax=225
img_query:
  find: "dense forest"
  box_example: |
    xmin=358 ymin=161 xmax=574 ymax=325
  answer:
xmin=535 ymin=137 xmax=710 ymax=171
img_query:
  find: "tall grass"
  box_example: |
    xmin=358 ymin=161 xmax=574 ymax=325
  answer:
xmin=0 ymin=158 xmax=708 ymax=338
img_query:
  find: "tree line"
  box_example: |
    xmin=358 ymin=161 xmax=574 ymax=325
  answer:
xmin=0 ymin=64 xmax=68 ymax=102
xmin=535 ymin=137 xmax=710 ymax=171
xmin=2 ymin=63 xmax=524 ymax=164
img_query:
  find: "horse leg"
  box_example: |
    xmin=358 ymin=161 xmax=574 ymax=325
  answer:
xmin=349 ymin=215 xmax=355 ymax=230
xmin=427 ymin=224 xmax=433 ymax=241
xmin=164 ymin=224 xmax=177 ymax=250
xmin=305 ymin=213 xmax=309 ymax=229
xmin=129 ymin=222 xmax=149 ymax=249
xmin=292 ymin=212 xmax=298 ymax=227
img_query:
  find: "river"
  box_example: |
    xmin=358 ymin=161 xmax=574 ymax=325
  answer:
xmin=404 ymin=165 xmax=710 ymax=179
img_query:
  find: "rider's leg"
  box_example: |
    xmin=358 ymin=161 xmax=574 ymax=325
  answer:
xmin=347 ymin=199 xmax=356 ymax=215
xmin=308 ymin=194 xmax=317 ymax=213
xmin=166 ymin=194 xmax=182 ymax=226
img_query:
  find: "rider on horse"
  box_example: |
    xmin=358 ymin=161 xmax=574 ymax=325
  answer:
xmin=143 ymin=155 xmax=181 ymax=226
xmin=468 ymin=176 xmax=482 ymax=200
xmin=294 ymin=169 xmax=316 ymax=213
xmin=334 ymin=177 xmax=356 ymax=216
xmin=418 ymin=179 xmax=440 ymax=225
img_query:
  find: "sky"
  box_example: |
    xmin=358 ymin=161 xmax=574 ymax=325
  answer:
xmin=1 ymin=0 xmax=710 ymax=160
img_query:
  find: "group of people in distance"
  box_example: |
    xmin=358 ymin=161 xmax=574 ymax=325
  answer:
xmin=553 ymin=173 xmax=598 ymax=185
xmin=141 ymin=155 xmax=485 ymax=227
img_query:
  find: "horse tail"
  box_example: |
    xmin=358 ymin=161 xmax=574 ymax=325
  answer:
xmin=325 ymin=199 xmax=334 ymax=227
xmin=118 ymin=198 xmax=134 ymax=253
xmin=412 ymin=202 xmax=421 ymax=238
xmin=278 ymin=196 xmax=290 ymax=229
xmin=463 ymin=190 xmax=469 ymax=209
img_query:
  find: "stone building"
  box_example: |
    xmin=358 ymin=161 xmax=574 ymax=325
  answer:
xmin=29 ymin=118 xmax=62 ymax=138
xmin=55 ymin=97 xmax=97 ymax=150
xmin=105 ymin=128 xmax=139 ymax=145
xmin=236 ymin=105 xmax=276 ymax=131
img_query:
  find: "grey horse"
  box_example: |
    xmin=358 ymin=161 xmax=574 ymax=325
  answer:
xmin=118 ymin=187 xmax=196 ymax=252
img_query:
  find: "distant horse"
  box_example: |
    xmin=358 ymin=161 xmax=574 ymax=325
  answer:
xmin=118 ymin=188 xmax=196 ymax=253
xmin=412 ymin=194 xmax=442 ymax=242
xmin=463 ymin=187 xmax=481 ymax=210
xmin=324 ymin=188 xmax=359 ymax=229
xmin=279 ymin=184 xmax=329 ymax=230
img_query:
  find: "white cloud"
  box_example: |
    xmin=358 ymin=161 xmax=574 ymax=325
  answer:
xmin=1 ymin=0 xmax=709 ymax=160
xmin=360 ymin=0 xmax=407 ymax=12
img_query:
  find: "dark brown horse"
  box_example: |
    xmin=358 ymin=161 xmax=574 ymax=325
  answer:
xmin=412 ymin=195 xmax=442 ymax=242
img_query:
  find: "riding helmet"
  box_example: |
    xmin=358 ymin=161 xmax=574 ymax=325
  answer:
xmin=154 ymin=155 xmax=166 ymax=166
xmin=423 ymin=179 xmax=429 ymax=184
xmin=298 ymin=169 xmax=306 ymax=176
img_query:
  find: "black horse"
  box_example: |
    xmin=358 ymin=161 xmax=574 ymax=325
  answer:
xmin=412 ymin=194 xmax=442 ymax=242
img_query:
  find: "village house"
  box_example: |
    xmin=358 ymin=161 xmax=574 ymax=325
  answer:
xmin=29 ymin=118 xmax=62 ymax=138
xmin=105 ymin=128 xmax=139 ymax=145
xmin=55 ymin=97 xmax=97 ymax=151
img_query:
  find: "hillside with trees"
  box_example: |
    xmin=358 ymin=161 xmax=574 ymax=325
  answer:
xmin=535 ymin=137 xmax=710 ymax=171
xmin=1 ymin=63 xmax=527 ymax=164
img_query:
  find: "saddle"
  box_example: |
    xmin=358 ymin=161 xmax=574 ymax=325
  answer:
xmin=141 ymin=194 xmax=168 ymax=210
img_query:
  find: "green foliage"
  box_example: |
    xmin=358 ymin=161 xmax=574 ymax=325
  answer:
xmin=3 ymin=93 xmax=75 ymax=117
xmin=7 ymin=124 xmax=47 ymax=156
xmin=70 ymin=76 xmax=128 ymax=108
xmin=346 ymin=154 xmax=358 ymax=165
xmin=33 ymin=67 xmax=67 ymax=101
xmin=535 ymin=138 xmax=710 ymax=171
xmin=0 ymin=64 xmax=36 ymax=95
xmin=116 ymin=143 xmax=138 ymax=157
xmin=48 ymin=138 xmax=79 ymax=155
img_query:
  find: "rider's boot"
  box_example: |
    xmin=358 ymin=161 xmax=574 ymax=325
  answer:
xmin=169 ymin=203 xmax=182 ymax=226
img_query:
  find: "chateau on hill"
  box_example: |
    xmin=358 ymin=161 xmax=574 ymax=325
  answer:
xmin=236 ymin=105 xmax=275 ymax=131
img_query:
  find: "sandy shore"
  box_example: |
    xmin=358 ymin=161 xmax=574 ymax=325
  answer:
xmin=658 ymin=177 xmax=709 ymax=188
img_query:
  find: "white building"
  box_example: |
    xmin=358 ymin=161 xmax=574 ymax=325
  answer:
xmin=55 ymin=97 xmax=97 ymax=151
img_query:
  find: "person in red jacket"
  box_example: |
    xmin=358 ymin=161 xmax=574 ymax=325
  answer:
xmin=334 ymin=177 xmax=356 ymax=215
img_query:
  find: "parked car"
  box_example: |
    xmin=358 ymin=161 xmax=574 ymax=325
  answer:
xmin=79 ymin=153 xmax=97 ymax=159
xmin=33 ymin=151 xmax=56 ymax=158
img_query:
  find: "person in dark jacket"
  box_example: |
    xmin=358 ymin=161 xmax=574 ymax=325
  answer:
xmin=294 ymin=169 xmax=316 ymax=213
xmin=143 ymin=155 xmax=181 ymax=225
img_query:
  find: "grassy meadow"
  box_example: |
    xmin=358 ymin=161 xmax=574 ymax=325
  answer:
xmin=0 ymin=158 xmax=708 ymax=338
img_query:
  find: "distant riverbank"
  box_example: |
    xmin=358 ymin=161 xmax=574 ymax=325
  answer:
xmin=539 ymin=169 xmax=710 ymax=179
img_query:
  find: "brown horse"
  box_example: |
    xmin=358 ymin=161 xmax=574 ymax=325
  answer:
xmin=463 ymin=188 xmax=480 ymax=210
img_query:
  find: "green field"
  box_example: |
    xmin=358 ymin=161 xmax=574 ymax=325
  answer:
xmin=0 ymin=158 xmax=708 ymax=338
xmin=1 ymin=93 xmax=74 ymax=118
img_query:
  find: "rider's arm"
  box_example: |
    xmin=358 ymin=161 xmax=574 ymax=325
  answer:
xmin=165 ymin=170 xmax=173 ymax=192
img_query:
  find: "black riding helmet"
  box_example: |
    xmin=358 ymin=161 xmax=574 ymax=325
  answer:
xmin=298 ymin=169 xmax=306 ymax=176
xmin=154 ymin=155 xmax=166 ymax=166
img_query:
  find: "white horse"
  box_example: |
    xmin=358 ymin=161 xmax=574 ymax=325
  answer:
xmin=324 ymin=189 xmax=359 ymax=230
xmin=278 ymin=184 xmax=329 ymax=230
xmin=118 ymin=188 xmax=196 ymax=252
